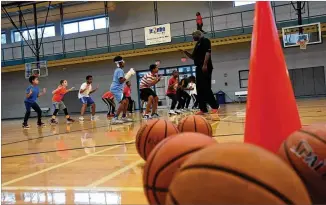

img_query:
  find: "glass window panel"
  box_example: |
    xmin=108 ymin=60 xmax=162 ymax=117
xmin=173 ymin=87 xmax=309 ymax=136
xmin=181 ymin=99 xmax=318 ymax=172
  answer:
xmin=29 ymin=29 xmax=36 ymax=39
xmin=94 ymin=17 xmax=107 ymax=29
xmin=239 ymin=70 xmax=249 ymax=79
xmin=14 ymin=32 xmax=21 ymax=42
xmin=234 ymin=1 xmax=255 ymax=6
xmin=79 ymin=19 xmax=94 ymax=32
xmin=240 ymin=79 xmax=248 ymax=88
xmin=64 ymin=22 xmax=78 ymax=34
xmin=43 ymin=26 xmax=55 ymax=37
xmin=1 ymin=33 xmax=6 ymax=44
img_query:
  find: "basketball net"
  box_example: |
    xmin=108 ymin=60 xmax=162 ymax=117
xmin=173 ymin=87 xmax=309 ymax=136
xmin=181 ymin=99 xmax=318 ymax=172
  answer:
xmin=297 ymin=39 xmax=308 ymax=50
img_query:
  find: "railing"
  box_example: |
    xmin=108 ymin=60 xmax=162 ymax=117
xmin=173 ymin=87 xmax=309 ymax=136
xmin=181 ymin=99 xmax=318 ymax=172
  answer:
xmin=2 ymin=2 xmax=326 ymax=65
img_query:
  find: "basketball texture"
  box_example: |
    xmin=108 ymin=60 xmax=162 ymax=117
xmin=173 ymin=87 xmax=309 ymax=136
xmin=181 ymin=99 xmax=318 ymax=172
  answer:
xmin=178 ymin=115 xmax=212 ymax=136
xmin=143 ymin=132 xmax=216 ymax=205
xmin=278 ymin=124 xmax=326 ymax=204
xmin=136 ymin=119 xmax=179 ymax=160
xmin=166 ymin=143 xmax=311 ymax=205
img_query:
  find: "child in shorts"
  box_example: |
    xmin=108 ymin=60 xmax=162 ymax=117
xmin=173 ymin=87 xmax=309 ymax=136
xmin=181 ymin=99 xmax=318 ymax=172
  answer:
xmin=102 ymin=91 xmax=116 ymax=118
xmin=50 ymin=80 xmax=75 ymax=124
xmin=78 ymin=75 xmax=99 ymax=121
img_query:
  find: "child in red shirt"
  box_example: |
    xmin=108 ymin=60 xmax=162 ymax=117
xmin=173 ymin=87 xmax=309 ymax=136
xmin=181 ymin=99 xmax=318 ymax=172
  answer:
xmin=196 ymin=12 xmax=205 ymax=33
xmin=123 ymin=81 xmax=134 ymax=113
xmin=102 ymin=91 xmax=115 ymax=118
xmin=166 ymin=70 xmax=181 ymax=115
xmin=51 ymin=80 xmax=75 ymax=124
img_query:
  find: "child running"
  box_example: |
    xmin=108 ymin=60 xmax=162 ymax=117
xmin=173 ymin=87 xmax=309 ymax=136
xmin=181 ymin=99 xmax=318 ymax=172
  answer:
xmin=78 ymin=75 xmax=99 ymax=121
xmin=22 ymin=75 xmax=47 ymax=129
xmin=139 ymin=64 xmax=161 ymax=119
xmin=110 ymin=56 xmax=135 ymax=124
xmin=51 ymin=80 xmax=75 ymax=124
xmin=102 ymin=91 xmax=115 ymax=118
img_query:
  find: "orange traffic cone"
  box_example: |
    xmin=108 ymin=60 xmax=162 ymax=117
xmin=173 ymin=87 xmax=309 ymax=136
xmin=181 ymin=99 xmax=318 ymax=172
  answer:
xmin=244 ymin=2 xmax=301 ymax=153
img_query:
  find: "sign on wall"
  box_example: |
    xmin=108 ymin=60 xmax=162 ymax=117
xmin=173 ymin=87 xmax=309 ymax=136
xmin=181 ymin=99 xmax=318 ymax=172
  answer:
xmin=144 ymin=23 xmax=171 ymax=46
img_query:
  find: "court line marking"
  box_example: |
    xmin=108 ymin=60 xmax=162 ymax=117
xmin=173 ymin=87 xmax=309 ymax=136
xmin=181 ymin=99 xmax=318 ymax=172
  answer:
xmin=91 ymin=154 xmax=139 ymax=157
xmin=1 ymin=186 xmax=143 ymax=192
xmin=2 ymin=140 xmax=135 ymax=187
xmin=87 ymin=159 xmax=143 ymax=188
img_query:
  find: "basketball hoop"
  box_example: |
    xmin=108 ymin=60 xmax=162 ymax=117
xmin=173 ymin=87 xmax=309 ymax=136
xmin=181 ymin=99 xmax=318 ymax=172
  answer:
xmin=181 ymin=57 xmax=187 ymax=62
xmin=296 ymin=34 xmax=309 ymax=50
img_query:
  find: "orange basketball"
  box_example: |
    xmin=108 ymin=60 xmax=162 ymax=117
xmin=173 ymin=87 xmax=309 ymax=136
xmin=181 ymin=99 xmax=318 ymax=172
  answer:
xmin=143 ymin=132 xmax=216 ymax=205
xmin=136 ymin=119 xmax=179 ymax=160
xmin=278 ymin=124 xmax=326 ymax=204
xmin=166 ymin=143 xmax=311 ymax=205
xmin=178 ymin=115 xmax=212 ymax=136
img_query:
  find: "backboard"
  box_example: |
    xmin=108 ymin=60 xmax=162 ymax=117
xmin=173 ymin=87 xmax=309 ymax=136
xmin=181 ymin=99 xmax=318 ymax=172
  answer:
xmin=25 ymin=61 xmax=48 ymax=79
xmin=282 ymin=22 xmax=322 ymax=49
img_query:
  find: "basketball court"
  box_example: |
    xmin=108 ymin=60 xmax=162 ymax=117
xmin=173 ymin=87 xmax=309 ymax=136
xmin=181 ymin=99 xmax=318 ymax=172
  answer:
xmin=1 ymin=98 xmax=325 ymax=204
xmin=1 ymin=1 xmax=326 ymax=204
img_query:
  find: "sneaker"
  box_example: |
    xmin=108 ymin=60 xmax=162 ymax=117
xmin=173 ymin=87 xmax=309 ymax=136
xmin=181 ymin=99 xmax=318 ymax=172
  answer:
xmin=107 ymin=113 xmax=115 ymax=118
xmin=37 ymin=122 xmax=46 ymax=127
xmin=79 ymin=116 xmax=84 ymax=122
xmin=22 ymin=124 xmax=30 ymax=129
xmin=175 ymin=110 xmax=182 ymax=114
xmin=111 ymin=117 xmax=124 ymax=125
xmin=151 ymin=113 xmax=160 ymax=118
xmin=143 ymin=114 xmax=152 ymax=120
xmin=50 ymin=119 xmax=58 ymax=125
xmin=122 ymin=117 xmax=133 ymax=122
xmin=169 ymin=110 xmax=177 ymax=115
xmin=211 ymin=109 xmax=219 ymax=114
xmin=66 ymin=118 xmax=75 ymax=124
xmin=91 ymin=116 xmax=97 ymax=121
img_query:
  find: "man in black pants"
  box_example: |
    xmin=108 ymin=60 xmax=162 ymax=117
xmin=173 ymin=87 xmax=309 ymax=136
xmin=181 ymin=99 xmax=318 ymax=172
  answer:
xmin=181 ymin=30 xmax=219 ymax=115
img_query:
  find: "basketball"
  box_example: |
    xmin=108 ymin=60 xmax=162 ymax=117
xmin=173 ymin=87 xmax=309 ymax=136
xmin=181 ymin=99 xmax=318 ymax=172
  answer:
xmin=143 ymin=132 xmax=216 ymax=205
xmin=136 ymin=119 xmax=179 ymax=160
xmin=278 ymin=124 xmax=326 ymax=204
xmin=166 ymin=143 xmax=311 ymax=205
xmin=178 ymin=115 xmax=212 ymax=136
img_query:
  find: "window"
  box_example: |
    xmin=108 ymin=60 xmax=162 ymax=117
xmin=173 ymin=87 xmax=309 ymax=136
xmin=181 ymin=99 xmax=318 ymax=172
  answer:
xmin=64 ymin=17 xmax=108 ymax=35
xmin=239 ymin=70 xmax=249 ymax=88
xmin=79 ymin=19 xmax=94 ymax=32
xmin=94 ymin=17 xmax=107 ymax=29
xmin=13 ymin=26 xmax=55 ymax=42
xmin=64 ymin=22 xmax=79 ymax=34
xmin=1 ymin=33 xmax=6 ymax=44
xmin=234 ymin=1 xmax=255 ymax=6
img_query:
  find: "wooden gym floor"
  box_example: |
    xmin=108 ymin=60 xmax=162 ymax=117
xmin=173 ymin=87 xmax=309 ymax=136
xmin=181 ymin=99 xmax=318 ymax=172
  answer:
xmin=2 ymin=98 xmax=326 ymax=204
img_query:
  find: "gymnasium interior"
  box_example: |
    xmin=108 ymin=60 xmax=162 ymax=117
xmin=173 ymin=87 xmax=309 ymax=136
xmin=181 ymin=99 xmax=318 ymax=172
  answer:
xmin=1 ymin=1 xmax=326 ymax=204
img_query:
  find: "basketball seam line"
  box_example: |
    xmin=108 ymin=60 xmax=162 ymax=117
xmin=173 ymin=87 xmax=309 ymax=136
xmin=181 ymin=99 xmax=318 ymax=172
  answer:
xmin=143 ymin=119 xmax=160 ymax=159
xmin=144 ymin=185 xmax=168 ymax=192
xmin=151 ymin=147 xmax=203 ymax=201
xmin=180 ymin=165 xmax=295 ymax=205
xmin=298 ymin=129 xmax=326 ymax=144
xmin=194 ymin=116 xmax=197 ymax=132
xmin=180 ymin=117 xmax=187 ymax=132
xmin=169 ymin=192 xmax=180 ymax=205
xmin=202 ymin=116 xmax=212 ymax=136
xmin=144 ymin=140 xmax=169 ymax=202
xmin=136 ymin=125 xmax=147 ymax=154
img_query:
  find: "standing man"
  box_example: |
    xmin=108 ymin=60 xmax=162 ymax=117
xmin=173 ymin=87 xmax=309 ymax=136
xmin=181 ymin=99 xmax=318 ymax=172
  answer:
xmin=180 ymin=30 xmax=219 ymax=115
